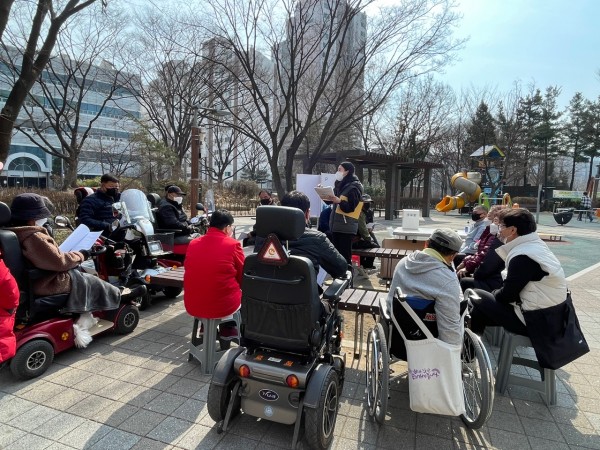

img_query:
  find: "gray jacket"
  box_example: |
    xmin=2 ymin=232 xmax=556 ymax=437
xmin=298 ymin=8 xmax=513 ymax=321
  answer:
xmin=386 ymin=250 xmax=463 ymax=345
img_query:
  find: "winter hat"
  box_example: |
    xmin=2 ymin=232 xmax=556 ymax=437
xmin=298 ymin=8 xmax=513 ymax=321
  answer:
xmin=429 ymin=228 xmax=463 ymax=253
xmin=10 ymin=193 xmax=52 ymax=221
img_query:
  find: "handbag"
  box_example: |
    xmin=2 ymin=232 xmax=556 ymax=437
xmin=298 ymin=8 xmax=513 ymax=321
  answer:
xmin=521 ymin=292 xmax=589 ymax=370
xmin=392 ymin=298 xmax=466 ymax=416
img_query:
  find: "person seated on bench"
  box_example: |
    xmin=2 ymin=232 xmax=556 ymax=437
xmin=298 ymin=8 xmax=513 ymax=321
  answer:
xmin=184 ymin=209 xmax=244 ymax=338
xmin=457 ymin=205 xmax=507 ymax=292
xmin=256 ymin=191 xmax=348 ymax=315
xmin=8 ymin=193 xmax=144 ymax=312
xmin=386 ymin=228 xmax=464 ymax=346
xmin=469 ymin=208 xmax=568 ymax=337
xmin=0 ymin=254 xmax=19 ymax=365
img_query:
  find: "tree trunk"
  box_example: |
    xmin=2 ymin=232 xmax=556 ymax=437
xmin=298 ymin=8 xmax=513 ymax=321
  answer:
xmin=65 ymin=157 xmax=79 ymax=189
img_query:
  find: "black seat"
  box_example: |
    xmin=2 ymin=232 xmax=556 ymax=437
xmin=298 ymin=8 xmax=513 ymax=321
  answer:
xmin=240 ymin=206 xmax=322 ymax=354
xmin=147 ymin=193 xmax=161 ymax=208
xmin=0 ymin=202 xmax=68 ymax=321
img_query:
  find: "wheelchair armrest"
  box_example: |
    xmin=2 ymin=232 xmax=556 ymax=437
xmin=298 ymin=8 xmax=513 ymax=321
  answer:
xmin=154 ymin=228 xmax=182 ymax=234
xmin=322 ymin=270 xmax=352 ymax=301
xmin=26 ymin=267 xmax=54 ymax=280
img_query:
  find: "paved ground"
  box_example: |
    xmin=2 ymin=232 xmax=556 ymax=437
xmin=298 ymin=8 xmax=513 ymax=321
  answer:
xmin=1 ymin=210 xmax=599 ymax=449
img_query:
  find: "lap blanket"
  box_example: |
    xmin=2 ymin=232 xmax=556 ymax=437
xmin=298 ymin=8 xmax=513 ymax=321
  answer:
xmin=63 ymin=269 xmax=121 ymax=314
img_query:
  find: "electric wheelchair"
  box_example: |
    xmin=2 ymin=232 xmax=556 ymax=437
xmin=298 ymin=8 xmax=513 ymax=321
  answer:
xmin=366 ymin=287 xmax=494 ymax=429
xmin=207 ymin=206 xmax=351 ymax=449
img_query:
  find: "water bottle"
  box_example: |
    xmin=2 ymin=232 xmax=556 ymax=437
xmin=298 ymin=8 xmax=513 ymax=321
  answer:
xmin=464 ymin=220 xmax=470 ymax=233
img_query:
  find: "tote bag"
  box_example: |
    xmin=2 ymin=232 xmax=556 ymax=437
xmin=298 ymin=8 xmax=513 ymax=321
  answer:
xmin=392 ymin=299 xmax=466 ymax=416
xmin=522 ymin=292 xmax=589 ymax=370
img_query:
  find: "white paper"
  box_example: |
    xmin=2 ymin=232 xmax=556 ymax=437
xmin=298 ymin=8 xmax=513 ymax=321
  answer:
xmin=58 ymin=224 xmax=103 ymax=253
xmin=366 ymin=222 xmax=375 ymax=230
xmin=314 ymin=186 xmax=334 ymax=200
xmin=317 ymin=266 xmax=327 ymax=286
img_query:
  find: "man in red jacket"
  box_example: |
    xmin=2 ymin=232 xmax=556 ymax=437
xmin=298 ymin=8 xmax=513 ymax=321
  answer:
xmin=0 ymin=255 xmax=20 ymax=365
xmin=184 ymin=210 xmax=244 ymax=336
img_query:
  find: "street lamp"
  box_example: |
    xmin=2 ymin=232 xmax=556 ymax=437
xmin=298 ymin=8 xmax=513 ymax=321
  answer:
xmin=190 ymin=107 xmax=231 ymax=210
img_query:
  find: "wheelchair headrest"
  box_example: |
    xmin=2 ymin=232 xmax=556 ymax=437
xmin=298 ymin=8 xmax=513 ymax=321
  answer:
xmin=74 ymin=187 xmax=94 ymax=204
xmin=255 ymin=206 xmax=306 ymax=240
xmin=147 ymin=193 xmax=161 ymax=207
xmin=0 ymin=202 xmax=11 ymax=226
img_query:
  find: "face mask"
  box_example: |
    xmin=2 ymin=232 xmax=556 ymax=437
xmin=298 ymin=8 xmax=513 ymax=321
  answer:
xmin=363 ymin=203 xmax=371 ymax=210
xmin=335 ymin=171 xmax=345 ymax=181
xmin=106 ymin=188 xmax=118 ymax=198
xmin=471 ymin=212 xmax=481 ymax=222
xmin=260 ymin=198 xmax=271 ymax=205
xmin=174 ymin=196 xmax=183 ymax=205
xmin=35 ymin=218 xmax=47 ymax=227
xmin=489 ymin=223 xmax=499 ymax=234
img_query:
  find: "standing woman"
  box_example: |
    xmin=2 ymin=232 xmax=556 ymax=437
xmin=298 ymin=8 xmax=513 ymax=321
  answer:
xmin=325 ymin=161 xmax=363 ymax=264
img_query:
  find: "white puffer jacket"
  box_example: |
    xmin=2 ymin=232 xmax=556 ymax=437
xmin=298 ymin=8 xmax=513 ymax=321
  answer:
xmin=496 ymin=232 xmax=567 ymax=323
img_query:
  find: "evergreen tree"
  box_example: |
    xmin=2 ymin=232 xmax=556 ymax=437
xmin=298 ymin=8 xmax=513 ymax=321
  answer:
xmin=563 ymin=92 xmax=589 ymax=189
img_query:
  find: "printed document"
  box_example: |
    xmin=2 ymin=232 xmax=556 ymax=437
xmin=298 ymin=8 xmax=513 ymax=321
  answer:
xmin=58 ymin=224 xmax=102 ymax=252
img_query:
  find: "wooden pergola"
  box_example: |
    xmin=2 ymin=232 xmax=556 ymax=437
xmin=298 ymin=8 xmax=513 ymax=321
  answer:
xmin=315 ymin=151 xmax=444 ymax=220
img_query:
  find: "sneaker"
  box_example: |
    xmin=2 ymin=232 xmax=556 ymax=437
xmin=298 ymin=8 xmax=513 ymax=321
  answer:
xmin=218 ymin=324 xmax=239 ymax=340
xmin=121 ymin=285 xmax=147 ymax=300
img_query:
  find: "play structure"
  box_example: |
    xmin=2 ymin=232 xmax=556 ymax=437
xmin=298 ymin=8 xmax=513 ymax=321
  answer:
xmin=436 ymin=172 xmax=482 ymax=212
xmin=436 ymin=171 xmax=512 ymax=213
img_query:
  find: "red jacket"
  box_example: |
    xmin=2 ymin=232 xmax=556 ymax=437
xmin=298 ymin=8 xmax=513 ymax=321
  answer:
xmin=1 ymin=256 xmax=20 ymax=363
xmin=183 ymin=228 xmax=245 ymax=319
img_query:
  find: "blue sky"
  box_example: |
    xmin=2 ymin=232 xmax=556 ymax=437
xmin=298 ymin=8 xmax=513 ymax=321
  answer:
xmin=442 ymin=0 xmax=600 ymax=108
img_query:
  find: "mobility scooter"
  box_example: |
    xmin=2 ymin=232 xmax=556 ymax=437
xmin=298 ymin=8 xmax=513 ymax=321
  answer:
xmin=206 ymin=206 xmax=351 ymax=449
xmin=0 ymin=202 xmax=140 ymax=380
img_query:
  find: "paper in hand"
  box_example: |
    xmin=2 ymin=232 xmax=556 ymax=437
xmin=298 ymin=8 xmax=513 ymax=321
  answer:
xmin=58 ymin=224 xmax=102 ymax=253
xmin=314 ymin=186 xmax=334 ymax=200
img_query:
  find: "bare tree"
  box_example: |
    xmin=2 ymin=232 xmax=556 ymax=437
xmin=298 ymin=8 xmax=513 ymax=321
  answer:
xmin=4 ymin=6 xmax=135 ymax=188
xmin=0 ymin=0 xmax=106 ymax=163
xmin=191 ymin=0 xmax=464 ymax=195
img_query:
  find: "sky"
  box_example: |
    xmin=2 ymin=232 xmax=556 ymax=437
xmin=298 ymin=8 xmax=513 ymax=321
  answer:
xmin=441 ymin=0 xmax=600 ymax=108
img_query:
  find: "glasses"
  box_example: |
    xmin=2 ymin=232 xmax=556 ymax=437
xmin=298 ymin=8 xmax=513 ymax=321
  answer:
xmin=498 ymin=224 xmax=508 ymax=230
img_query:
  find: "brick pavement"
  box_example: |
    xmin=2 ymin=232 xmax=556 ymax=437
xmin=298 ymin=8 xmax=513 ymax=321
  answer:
xmin=1 ymin=212 xmax=600 ymax=449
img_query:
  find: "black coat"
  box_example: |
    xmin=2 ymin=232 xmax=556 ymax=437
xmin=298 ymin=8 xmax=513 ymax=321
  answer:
xmin=78 ymin=190 xmax=120 ymax=232
xmin=156 ymin=198 xmax=190 ymax=236
xmin=472 ymin=237 xmax=505 ymax=291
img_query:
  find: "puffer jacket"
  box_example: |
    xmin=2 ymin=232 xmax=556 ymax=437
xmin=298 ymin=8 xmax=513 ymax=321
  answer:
xmin=495 ymin=232 xmax=567 ymax=324
xmin=78 ymin=190 xmax=120 ymax=233
xmin=8 ymin=226 xmax=85 ymax=296
xmin=386 ymin=249 xmax=463 ymax=346
xmin=255 ymin=228 xmax=348 ymax=278
xmin=330 ymin=177 xmax=363 ymax=235
xmin=156 ymin=198 xmax=190 ymax=236
xmin=0 ymin=257 xmax=19 ymax=363
xmin=463 ymin=227 xmax=496 ymax=273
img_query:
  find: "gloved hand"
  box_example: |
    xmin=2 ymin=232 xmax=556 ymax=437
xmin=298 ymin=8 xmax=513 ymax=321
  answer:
xmin=79 ymin=249 xmax=91 ymax=260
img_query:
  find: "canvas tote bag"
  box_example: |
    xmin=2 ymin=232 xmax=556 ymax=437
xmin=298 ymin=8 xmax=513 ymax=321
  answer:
xmin=392 ymin=298 xmax=466 ymax=416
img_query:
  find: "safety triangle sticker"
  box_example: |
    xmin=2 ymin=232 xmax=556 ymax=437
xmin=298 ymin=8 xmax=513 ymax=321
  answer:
xmin=263 ymin=242 xmax=283 ymax=261
xmin=257 ymin=233 xmax=289 ymax=265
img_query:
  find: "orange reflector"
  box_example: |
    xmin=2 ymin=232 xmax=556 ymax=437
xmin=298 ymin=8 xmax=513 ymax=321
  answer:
xmin=145 ymin=275 xmax=151 ymax=282
xmin=61 ymin=332 xmax=69 ymax=341
xmin=239 ymin=365 xmax=250 ymax=378
xmin=286 ymin=374 xmax=299 ymax=388
xmin=340 ymin=331 xmax=344 ymax=339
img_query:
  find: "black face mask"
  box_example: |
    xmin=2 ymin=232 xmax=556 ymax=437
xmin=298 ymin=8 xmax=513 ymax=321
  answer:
xmin=471 ymin=212 xmax=482 ymax=221
xmin=260 ymin=199 xmax=271 ymax=205
xmin=106 ymin=188 xmax=118 ymax=198
xmin=363 ymin=203 xmax=371 ymax=210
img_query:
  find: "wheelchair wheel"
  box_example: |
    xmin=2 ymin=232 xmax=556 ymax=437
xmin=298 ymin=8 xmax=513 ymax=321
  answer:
xmin=304 ymin=369 xmax=339 ymax=450
xmin=460 ymin=328 xmax=494 ymax=429
xmin=207 ymin=378 xmax=240 ymax=423
xmin=365 ymin=322 xmax=388 ymax=424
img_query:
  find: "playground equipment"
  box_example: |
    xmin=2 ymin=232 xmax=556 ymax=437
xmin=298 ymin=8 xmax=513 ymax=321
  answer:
xmin=478 ymin=192 xmax=512 ymax=210
xmin=436 ymin=172 xmax=482 ymax=213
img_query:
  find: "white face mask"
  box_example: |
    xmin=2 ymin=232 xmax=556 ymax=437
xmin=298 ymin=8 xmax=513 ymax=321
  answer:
xmin=35 ymin=218 xmax=47 ymax=227
xmin=489 ymin=223 xmax=499 ymax=235
xmin=174 ymin=196 xmax=183 ymax=205
xmin=335 ymin=171 xmax=345 ymax=181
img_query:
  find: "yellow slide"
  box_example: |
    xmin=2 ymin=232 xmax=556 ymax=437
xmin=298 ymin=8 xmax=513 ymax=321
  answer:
xmin=436 ymin=172 xmax=482 ymax=212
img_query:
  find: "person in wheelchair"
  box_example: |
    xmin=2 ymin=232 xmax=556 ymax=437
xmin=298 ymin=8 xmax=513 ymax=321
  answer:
xmin=7 ymin=193 xmax=145 ymax=314
xmin=77 ymin=173 xmax=121 ymax=236
xmin=255 ymin=191 xmax=348 ymax=317
xmin=156 ymin=185 xmax=196 ymax=245
xmin=387 ymin=228 xmax=464 ymax=346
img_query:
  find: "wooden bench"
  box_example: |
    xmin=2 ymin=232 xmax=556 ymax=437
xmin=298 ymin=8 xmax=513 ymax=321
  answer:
xmin=337 ymin=288 xmax=383 ymax=358
xmin=538 ymin=233 xmax=563 ymax=242
xmin=373 ymin=208 xmax=386 ymax=217
xmin=149 ymin=267 xmax=184 ymax=287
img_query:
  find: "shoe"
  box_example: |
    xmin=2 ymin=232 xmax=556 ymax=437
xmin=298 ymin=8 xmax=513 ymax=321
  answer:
xmin=121 ymin=285 xmax=147 ymax=300
xmin=218 ymin=324 xmax=239 ymax=340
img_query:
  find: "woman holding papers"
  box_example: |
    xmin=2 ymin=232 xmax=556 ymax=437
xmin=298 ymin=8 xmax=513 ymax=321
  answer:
xmin=8 ymin=194 xmax=143 ymax=311
xmin=322 ymin=161 xmax=364 ymax=264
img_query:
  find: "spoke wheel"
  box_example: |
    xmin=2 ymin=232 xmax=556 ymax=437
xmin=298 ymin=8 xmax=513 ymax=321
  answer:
xmin=305 ymin=369 xmax=339 ymax=450
xmin=365 ymin=322 xmax=388 ymax=424
xmin=460 ymin=328 xmax=494 ymax=429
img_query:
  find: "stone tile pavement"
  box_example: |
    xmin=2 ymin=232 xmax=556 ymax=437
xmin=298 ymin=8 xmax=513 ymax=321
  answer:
xmin=1 ymin=211 xmax=600 ymax=449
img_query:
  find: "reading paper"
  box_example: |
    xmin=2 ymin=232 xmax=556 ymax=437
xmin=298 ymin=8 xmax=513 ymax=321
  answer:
xmin=314 ymin=186 xmax=334 ymax=200
xmin=58 ymin=224 xmax=102 ymax=252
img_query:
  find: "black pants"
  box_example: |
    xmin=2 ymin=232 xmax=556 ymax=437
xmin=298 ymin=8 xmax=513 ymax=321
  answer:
xmin=470 ymin=289 xmax=528 ymax=336
xmin=332 ymin=232 xmax=354 ymax=265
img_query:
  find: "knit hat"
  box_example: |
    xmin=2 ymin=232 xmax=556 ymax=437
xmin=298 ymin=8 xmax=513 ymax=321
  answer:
xmin=429 ymin=228 xmax=463 ymax=252
xmin=167 ymin=185 xmax=186 ymax=195
xmin=10 ymin=193 xmax=52 ymax=221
